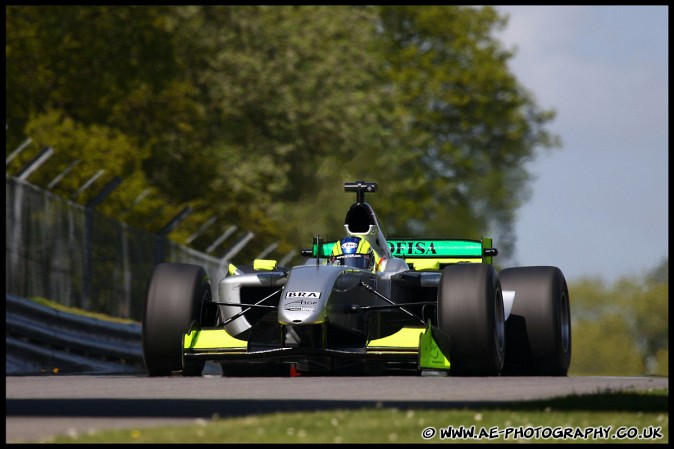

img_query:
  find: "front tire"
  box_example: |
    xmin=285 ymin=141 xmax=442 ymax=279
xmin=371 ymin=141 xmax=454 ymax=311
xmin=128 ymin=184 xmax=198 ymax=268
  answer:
xmin=437 ymin=264 xmax=505 ymax=376
xmin=500 ymin=266 xmax=571 ymax=376
xmin=142 ymin=263 xmax=213 ymax=376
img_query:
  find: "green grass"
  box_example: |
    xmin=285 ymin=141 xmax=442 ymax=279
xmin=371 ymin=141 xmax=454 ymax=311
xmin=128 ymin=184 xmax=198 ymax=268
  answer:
xmin=41 ymin=390 xmax=669 ymax=444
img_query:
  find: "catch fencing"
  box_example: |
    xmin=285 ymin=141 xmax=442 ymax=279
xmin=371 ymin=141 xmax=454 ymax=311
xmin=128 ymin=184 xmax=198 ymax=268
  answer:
xmin=5 ymin=175 xmax=229 ymax=321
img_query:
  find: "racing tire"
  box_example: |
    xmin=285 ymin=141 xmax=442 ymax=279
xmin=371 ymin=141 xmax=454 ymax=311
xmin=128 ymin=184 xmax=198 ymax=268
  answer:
xmin=437 ymin=263 xmax=505 ymax=376
xmin=499 ymin=266 xmax=571 ymax=376
xmin=142 ymin=263 xmax=214 ymax=377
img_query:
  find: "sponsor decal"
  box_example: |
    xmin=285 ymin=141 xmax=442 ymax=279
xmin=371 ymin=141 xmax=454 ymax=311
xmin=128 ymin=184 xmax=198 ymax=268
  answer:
xmin=285 ymin=291 xmax=321 ymax=299
xmin=387 ymin=240 xmax=482 ymax=257
xmin=283 ymin=298 xmax=319 ymax=312
xmin=388 ymin=241 xmax=438 ymax=255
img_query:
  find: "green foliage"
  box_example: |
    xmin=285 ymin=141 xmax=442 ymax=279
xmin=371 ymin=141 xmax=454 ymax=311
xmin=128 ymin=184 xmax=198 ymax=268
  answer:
xmin=6 ymin=5 xmax=559 ymax=264
xmin=568 ymin=258 xmax=668 ymax=376
xmin=373 ymin=6 xmax=561 ymax=255
xmin=19 ymin=109 xmax=145 ymax=194
xmin=6 ymin=5 xmax=208 ymax=232
xmin=571 ymin=315 xmax=645 ymax=376
xmin=12 ymin=109 xmax=179 ymax=231
xmin=164 ymin=6 xmax=395 ymax=257
xmin=647 ymin=257 xmax=668 ymax=284
xmin=625 ymin=281 xmax=668 ymax=374
xmin=6 ymin=6 xmax=179 ymax=134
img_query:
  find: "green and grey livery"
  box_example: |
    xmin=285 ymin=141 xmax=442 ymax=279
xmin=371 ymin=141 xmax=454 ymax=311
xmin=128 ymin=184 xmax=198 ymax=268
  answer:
xmin=142 ymin=181 xmax=571 ymax=377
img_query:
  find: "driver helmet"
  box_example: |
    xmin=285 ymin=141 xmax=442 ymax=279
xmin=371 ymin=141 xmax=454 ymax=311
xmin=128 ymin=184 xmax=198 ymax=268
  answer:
xmin=330 ymin=236 xmax=374 ymax=270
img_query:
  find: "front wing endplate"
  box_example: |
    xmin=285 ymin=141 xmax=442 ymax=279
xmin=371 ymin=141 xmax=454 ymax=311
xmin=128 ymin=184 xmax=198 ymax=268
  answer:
xmin=418 ymin=321 xmax=451 ymax=370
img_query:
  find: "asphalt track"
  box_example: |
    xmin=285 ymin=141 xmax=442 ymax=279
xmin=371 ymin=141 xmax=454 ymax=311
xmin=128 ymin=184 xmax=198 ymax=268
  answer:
xmin=5 ymin=369 xmax=668 ymax=443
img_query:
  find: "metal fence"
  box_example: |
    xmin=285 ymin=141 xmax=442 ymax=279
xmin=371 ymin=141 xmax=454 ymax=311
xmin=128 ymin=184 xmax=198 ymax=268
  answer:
xmin=5 ymin=175 xmax=229 ymax=321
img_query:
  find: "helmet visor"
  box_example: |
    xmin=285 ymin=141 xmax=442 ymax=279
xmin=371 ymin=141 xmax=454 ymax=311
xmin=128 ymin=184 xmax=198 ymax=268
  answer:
xmin=333 ymin=253 xmax=373 ymax=269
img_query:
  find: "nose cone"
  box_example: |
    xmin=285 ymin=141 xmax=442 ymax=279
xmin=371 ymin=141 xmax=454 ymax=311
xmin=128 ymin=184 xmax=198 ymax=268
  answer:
xmin=278 ymin=265 xmax=347 ymax=325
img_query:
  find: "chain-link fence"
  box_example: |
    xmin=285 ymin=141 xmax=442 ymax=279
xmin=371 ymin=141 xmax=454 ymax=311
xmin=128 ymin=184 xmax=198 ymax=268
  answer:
xmin=6 ymin=175 xmax=229 ymax=321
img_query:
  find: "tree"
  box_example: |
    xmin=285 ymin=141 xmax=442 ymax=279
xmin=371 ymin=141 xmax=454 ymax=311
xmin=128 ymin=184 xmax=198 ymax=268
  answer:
xmin=571 ymin=315 xmax=645 ymax=376
xmin=568 ymin=258 xmax=668 ymax=376
xmin=371 ymin=6 xmax=560 ymax=263
xmin=6 ymin=5 xmax=214 ymax=232
xmin=161 ymin=6 xmax=394 ymax=256
xmin=623 ymin=259 xmax=668 ymax=375
xmin=6 ymin=6 xmax=180 ymax=136
xmin=6 ymin=6 xmax=562 ymax=266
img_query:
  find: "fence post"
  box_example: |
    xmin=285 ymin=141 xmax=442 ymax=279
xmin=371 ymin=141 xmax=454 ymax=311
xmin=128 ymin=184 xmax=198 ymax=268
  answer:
xmin=6 ymin=137 xmax=32 ymax=165
xmin=255 ymin=242 xmax=278 ymax=260
xmin=16 ymin=146 xmax=53 ymax=181
xmin=8 ymin=177 xmax=25 ymax=296
xmin=154 ymin=206 xmax=193 ymax=265
xmin=205 ymin=225 xmax=237 ymax=254
xmin=186 ymin=215 xmax=218 ymax=245
xmin=47 ymin=158 xmax=80 ymax=190
xmin=221 ymin=231 xmax=255 ymax=262
xmin=81 ymin=176 xmax=122 ymax=310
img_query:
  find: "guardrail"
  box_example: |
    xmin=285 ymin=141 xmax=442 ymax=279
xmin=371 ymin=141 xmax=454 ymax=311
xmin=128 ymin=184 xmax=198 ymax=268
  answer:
xmin=5 ymin=293 xmax=145 ymax=375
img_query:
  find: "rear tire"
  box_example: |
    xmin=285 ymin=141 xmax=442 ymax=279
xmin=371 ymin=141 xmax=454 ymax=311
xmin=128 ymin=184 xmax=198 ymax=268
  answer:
xmin=437 ymin=264 xmax=505 ymax=376
xmin=142 ymin=263 xmax=213 ymax=376
xmin=500 ymin=266 xmax=571 ymax=376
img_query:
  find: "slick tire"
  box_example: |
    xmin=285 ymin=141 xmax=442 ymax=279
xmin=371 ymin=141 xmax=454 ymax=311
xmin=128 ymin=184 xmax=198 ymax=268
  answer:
xmin=142 ymin=263 xmax=214 ymax=377
xmin=437 ymin=263 xmax=505 ymax=376
xmin=499 ymin=266 xmax=571 ymax=376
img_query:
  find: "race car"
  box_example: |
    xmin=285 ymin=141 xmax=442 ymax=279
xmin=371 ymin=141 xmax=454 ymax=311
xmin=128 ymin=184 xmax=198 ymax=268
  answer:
xmin=142 ymin=181 xmax=571 ymax=377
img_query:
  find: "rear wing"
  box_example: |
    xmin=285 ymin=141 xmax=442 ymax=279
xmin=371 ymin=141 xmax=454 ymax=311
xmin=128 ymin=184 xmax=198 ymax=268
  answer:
xmin=302 ymin=237 xmax=498 ymax=270
xmin=387 ymin=238 xmax=498 ymax=269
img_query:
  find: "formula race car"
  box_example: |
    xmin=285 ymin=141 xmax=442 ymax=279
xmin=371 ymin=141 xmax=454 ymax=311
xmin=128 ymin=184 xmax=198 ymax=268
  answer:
xmin=142 ymin=181 xmax=571 ymax=377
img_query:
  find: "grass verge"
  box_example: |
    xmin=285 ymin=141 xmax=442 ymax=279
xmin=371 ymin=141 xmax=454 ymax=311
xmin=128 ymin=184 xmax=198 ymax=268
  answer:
xmin=42 ymin=389 xmax=668 ymax=444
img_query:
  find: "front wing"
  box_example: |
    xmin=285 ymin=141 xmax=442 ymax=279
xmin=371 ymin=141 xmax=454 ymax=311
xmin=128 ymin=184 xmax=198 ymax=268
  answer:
xmin=183 ymin=323 xmax=451 ymax=372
